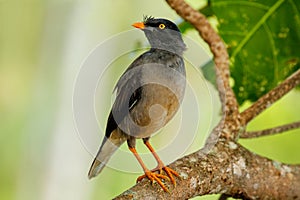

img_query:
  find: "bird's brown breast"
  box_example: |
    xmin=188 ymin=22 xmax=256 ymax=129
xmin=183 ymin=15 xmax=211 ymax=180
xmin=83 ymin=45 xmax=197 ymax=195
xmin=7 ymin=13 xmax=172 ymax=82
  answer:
xmin=128 ymin=82 xmax=184 ymax=139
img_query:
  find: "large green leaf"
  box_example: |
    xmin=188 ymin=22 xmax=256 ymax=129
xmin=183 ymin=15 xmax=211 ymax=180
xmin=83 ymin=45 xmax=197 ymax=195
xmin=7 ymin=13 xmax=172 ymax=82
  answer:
xmin=211 ymin=0 xmax=300 ymax=104
xmin=181 ymin=0 xmax=300 ymax=104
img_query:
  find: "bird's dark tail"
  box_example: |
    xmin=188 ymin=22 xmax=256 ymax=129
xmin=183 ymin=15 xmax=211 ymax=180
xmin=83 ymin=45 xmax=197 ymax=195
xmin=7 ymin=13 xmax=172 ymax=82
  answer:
xmin=88 ymin=129 xmax=127 ymax=179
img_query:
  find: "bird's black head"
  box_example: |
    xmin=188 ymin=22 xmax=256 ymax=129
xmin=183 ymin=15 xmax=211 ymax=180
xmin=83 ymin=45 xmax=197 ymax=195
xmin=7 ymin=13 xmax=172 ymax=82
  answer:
xmin=132 ymin=16 xmax=186 ymax=55
xmin=143 ymin=16 xmax=181 ymax=32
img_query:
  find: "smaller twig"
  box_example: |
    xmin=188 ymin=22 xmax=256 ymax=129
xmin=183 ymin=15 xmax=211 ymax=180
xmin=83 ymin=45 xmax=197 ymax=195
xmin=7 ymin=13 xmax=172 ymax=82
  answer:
xmin=166 ymin=0 xmax=238 ymax=112
xmin=241 ymin=121 xmax=300 ymax=138
xmin=166 ymin=0 xmax=240 ymax=141
xmin=241 ymin=69 xmax=300 ymax=124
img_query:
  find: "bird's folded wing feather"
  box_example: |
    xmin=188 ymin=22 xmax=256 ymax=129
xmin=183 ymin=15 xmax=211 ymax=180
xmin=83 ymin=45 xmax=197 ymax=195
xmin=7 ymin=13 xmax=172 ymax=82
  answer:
xmin=105 ymin=54 xmax=147 ymax=138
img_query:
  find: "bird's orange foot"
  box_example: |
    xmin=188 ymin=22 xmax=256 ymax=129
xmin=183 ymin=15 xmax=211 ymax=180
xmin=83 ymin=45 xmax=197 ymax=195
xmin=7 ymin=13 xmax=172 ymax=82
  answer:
xmin=137 ymin=166 xmax=180 ymax=192
xmin=162 ymin=166 xmax=180 ymax=187
xmin=137 ymin=170 xmax=170 ymax=192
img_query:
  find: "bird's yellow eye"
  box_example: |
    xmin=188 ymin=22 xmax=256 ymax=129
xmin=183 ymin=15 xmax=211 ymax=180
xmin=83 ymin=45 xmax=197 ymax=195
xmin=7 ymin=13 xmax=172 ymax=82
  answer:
xmin=159 ymin=23 xmax=165 ymax=29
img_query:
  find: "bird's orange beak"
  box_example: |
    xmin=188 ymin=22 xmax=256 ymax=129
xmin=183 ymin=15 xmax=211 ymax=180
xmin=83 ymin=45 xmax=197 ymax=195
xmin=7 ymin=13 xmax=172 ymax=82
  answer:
xmin=132 ymin=22 xmax=145 ymax=29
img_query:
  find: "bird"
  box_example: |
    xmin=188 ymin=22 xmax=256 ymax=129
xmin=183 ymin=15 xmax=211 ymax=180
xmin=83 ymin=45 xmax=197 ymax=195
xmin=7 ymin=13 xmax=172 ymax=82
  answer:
xmin=88 ymin=16 xmax=186 ymax=192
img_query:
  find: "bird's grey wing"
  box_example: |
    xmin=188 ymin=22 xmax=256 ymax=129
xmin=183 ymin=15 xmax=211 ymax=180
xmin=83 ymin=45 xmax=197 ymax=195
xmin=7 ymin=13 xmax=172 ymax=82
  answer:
xmin=104 ymin=84 xmax=141 ymax=139
xmin=88 ymin=56 xmax=145 ymax=179
xmin=107 ymin=54 xmax=146 ymax=137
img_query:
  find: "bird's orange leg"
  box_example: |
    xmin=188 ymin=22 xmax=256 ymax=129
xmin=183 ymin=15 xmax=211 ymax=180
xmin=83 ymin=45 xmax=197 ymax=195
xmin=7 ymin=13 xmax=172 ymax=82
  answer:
xmin=139 ymin=140 xmax=180 ymax=187
xmin=128 ymin=147 xmax=170 ymax=192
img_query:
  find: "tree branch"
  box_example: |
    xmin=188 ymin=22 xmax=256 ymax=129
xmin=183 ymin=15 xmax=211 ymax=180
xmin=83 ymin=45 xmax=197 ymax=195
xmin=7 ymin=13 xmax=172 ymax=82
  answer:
xmin=165 ymin=0 xmax=239 ymax=119
xmin=241 ymin=69 xmax=300 ymax=124
xmin=114 ymin=141 xmax=300 ymax=199
xmin=240 ymin=121 xmax=300 ymax=139
xmin=112 ymin=1 xmax=300 ymax=199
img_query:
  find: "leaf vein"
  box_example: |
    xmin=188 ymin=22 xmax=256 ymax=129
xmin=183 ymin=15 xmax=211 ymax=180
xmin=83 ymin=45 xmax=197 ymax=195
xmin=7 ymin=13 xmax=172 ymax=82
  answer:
xmin=289 ymin=0 xmax=300 ymax=25
xmin=230 ymin=0 xmax=286 ymax=63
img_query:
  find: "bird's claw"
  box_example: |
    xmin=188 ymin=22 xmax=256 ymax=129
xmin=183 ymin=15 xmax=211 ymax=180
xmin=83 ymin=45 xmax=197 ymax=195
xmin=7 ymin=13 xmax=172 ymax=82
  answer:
xmin=136 ymin=166 xmax=180 ymax=192
xmin=162 ymin=166 xmax=180 ymax=187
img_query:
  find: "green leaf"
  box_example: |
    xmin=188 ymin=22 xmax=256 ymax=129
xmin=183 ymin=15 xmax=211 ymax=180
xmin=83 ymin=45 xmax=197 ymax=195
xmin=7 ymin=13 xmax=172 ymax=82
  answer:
xmin=178 ymin=21 xmax=193 ymax=33
xmin=201 ymin=59 xmax=217 ymax=88
xmin=209 ymin=0 xmax=300 ymax=104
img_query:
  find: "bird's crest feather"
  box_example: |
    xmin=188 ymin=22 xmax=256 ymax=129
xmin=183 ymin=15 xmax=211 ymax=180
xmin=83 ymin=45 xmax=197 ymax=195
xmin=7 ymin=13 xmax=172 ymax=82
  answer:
xmin=143 ymin=15 xmax=155 ymax=24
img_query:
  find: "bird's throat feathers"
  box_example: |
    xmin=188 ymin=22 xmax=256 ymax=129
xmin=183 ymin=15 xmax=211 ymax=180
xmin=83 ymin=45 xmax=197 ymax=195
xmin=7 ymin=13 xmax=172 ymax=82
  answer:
xmin=145 ymin=32 xmax=186 ymax=55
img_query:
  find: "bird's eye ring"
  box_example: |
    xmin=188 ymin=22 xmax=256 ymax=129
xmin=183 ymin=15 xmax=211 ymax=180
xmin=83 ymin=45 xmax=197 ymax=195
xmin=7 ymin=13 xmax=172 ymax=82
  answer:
xmin=158 ymin=24 xmax=165 ymax=29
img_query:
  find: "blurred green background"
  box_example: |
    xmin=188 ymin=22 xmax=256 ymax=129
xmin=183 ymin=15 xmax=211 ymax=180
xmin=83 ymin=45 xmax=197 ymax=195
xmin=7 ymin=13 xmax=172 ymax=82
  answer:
xmin=1 ymin=0 xmax=299 ymax=199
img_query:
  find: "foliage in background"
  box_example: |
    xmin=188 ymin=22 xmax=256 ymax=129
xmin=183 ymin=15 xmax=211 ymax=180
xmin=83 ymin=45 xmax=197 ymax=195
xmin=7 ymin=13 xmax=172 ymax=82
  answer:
xmin=180 ymin=0 xmax=300 ymax=104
